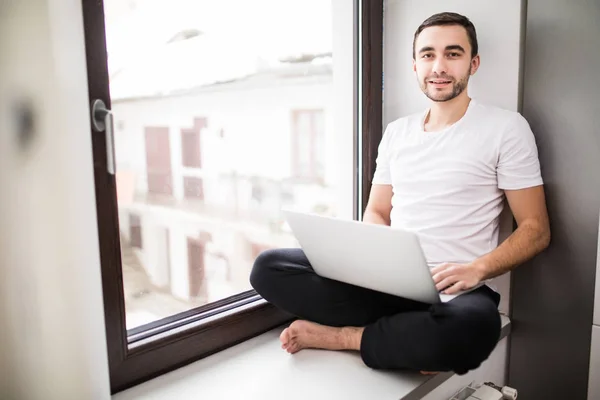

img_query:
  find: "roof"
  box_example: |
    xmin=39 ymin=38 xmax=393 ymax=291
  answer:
xmin=103 ymin=0 xmax=333 ymax=100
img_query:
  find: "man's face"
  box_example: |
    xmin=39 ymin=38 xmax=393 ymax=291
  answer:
xmin=413 ymin=25 xmax=480 ymax=102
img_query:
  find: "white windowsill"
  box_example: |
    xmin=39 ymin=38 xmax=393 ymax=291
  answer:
xmin=113 ymin=316 xmax=510 ymax=400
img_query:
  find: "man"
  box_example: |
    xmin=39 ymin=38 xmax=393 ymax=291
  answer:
xmin=250 ymin=12 xmax=550 ymax=375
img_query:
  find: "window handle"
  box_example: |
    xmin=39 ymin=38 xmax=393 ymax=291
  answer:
xmin=91 ymin=99 xmax=116 ymax=175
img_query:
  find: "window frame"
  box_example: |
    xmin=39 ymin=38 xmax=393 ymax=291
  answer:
xmin=82 ymin=0 xmax=383 ymax=394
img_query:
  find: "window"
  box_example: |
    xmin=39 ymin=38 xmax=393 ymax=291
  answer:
xmin=144 ymin=126 xmax=173 ymax=196
xmin=84 ymin=0 xmax=383 ymax=393
xmin=181 ymin=118 xmax=206 ymax=168
xmin=183 ymin=176 xmax=205 ymax=200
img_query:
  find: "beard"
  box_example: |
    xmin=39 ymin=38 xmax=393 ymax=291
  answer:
xmin=420 ymin=69 xmax=471 ymax=102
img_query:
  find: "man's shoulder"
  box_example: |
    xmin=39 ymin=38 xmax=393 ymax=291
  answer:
xmin=470 ymin=101 xmax=528 ymax=127
xmin=385 ymin=111 xmax=423 ymax=135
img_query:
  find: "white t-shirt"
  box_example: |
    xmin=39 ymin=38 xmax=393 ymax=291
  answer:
xmin=372 ymin=99 xmax=543 ymax=267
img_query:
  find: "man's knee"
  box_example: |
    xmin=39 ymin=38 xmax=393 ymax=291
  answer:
xmin=249 ymin=248 xmax=283 ymax=296
xmin=453 ymin=305 xmax=502 ymax=373
xmin=433 ymin=300 xmax=501 ymax=374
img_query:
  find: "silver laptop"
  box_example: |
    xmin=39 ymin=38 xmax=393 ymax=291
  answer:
xmin=283 ymin=210 xmax=463 ymax=304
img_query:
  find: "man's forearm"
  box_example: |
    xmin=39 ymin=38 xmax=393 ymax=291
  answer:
xmin=473 ymin=219 xmax=551 ymax=280
xmin=363 ymin=209 xmax=390 ymax=225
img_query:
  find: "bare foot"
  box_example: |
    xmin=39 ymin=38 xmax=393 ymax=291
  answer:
xmin=279 ymin=321 xmax=440 ymax=374
xmin=279 ymin=320 xmax=363 ymax=354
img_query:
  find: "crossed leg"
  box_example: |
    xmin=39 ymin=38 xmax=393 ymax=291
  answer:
xmin=250 ymin=248 xmax=501 ymax=375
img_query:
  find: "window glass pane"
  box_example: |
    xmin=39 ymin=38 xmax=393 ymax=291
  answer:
xmin=103 ymin=0 xmax=355 ymax=330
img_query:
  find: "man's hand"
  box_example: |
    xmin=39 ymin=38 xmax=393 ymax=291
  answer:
xmin=431 ymin=262 xmax=485 ymax=295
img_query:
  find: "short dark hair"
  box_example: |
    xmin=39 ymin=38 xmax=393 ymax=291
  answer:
xmin=412 ymin=12 xmax=478 ymax=59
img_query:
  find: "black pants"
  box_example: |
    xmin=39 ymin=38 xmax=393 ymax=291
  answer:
xmin=250 ymin=248 xmax=502 ymax=375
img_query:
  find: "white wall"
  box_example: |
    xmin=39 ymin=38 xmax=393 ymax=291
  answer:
xmin=383 ymin=0 xmax=525 ymax=315
xmin=0 ymin=0 xmax=110 ymax=399
xmin=141 ymin=219 xmax=170 ymax=288
xmin=112 ymin=79 xmax=334 ymax=190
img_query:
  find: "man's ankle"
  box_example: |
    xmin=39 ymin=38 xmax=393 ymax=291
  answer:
xmin=340 ymin=326 xmax=363 ymax=350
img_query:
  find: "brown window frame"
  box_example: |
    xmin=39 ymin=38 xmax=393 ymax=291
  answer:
xmin=82 ymin=0 xmax=383 ymax=394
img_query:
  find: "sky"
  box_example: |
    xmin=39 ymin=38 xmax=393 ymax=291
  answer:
xmin=103 ymin=0 xmax=333 ymax=74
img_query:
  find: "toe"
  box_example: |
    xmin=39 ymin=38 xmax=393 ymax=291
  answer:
xmin=280 ymin=328 xmax=290 ymax=346
xmin=287 ymin=342 xmax=301 ymax=354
